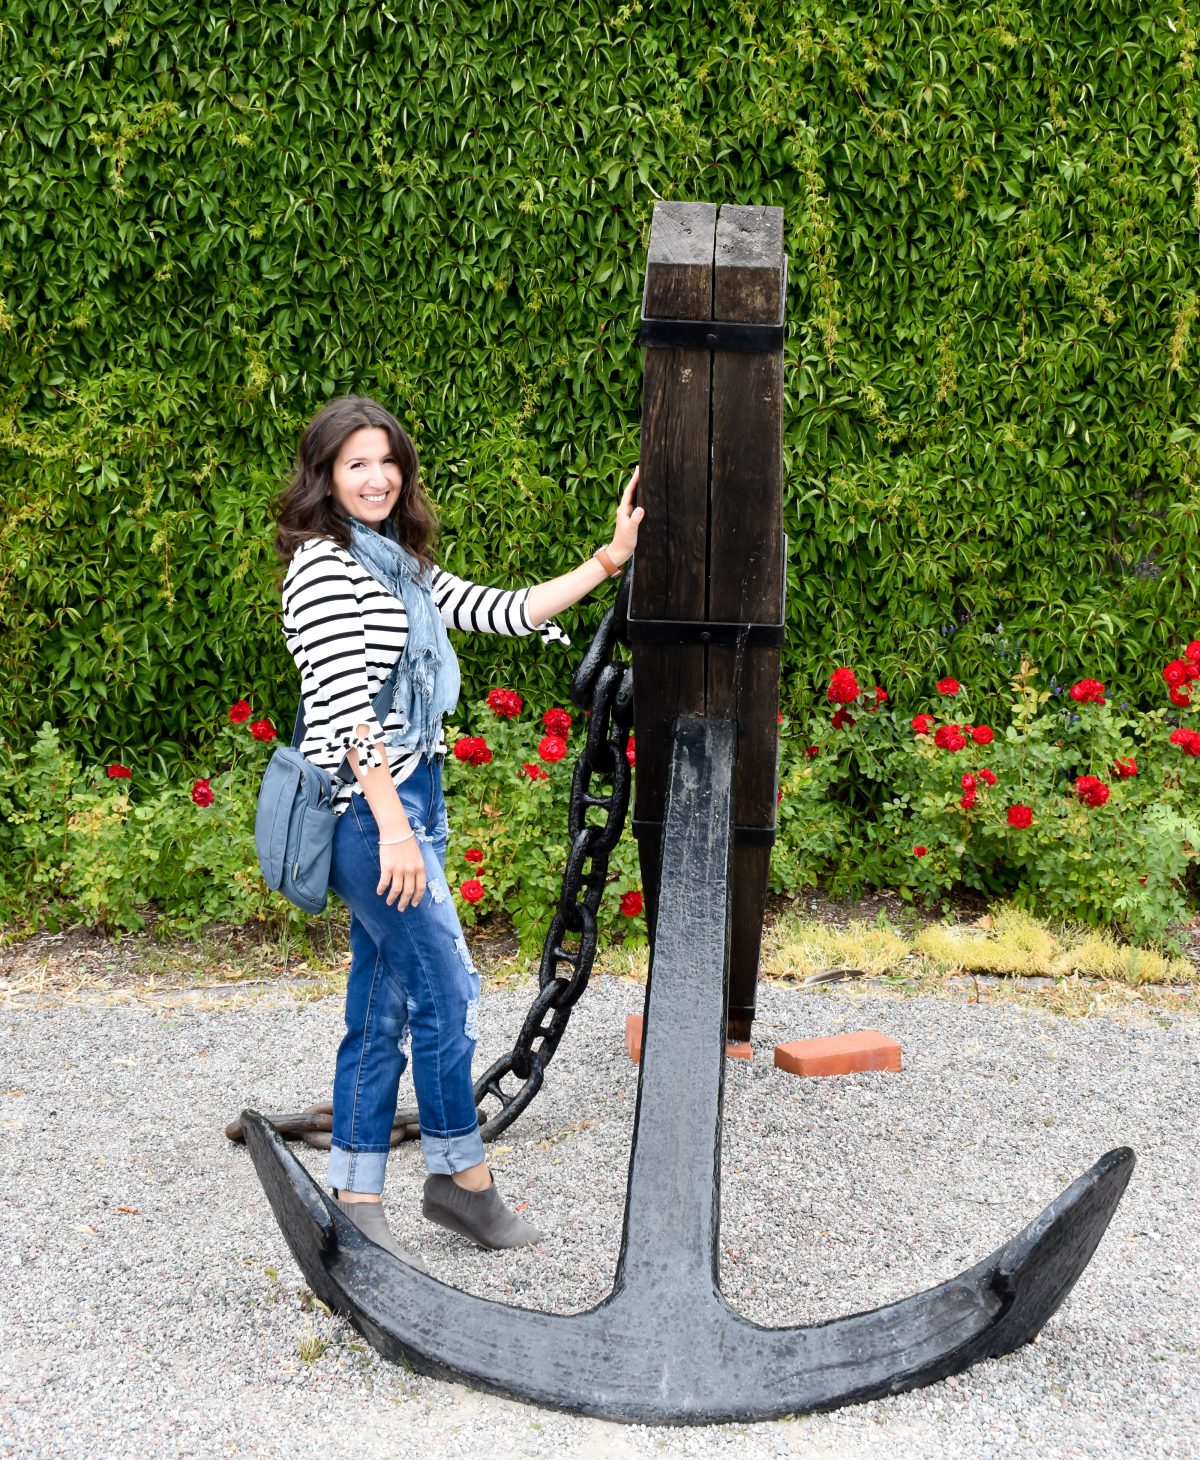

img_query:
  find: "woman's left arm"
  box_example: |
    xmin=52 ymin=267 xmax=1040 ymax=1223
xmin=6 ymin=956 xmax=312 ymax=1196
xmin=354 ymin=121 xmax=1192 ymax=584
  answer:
xmin=525 ymin=466 xmax=642 ymax=628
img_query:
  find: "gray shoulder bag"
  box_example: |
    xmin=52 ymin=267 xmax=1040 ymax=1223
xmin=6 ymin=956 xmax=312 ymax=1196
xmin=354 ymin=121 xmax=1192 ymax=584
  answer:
xmin=254 ymin=663 xmax=403 ymax=914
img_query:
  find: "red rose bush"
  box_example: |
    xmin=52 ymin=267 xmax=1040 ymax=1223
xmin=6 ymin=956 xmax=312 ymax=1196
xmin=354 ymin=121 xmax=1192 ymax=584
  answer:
xmin=770 ymin=646 xmax=1200 ymax=948
xmin=442 ymin=690 xmax=644 ymax=953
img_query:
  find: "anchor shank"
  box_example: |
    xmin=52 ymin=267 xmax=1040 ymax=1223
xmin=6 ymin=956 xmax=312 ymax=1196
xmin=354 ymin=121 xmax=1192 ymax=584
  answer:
xmin=615 ymin=715 xmax=735 ymax=1299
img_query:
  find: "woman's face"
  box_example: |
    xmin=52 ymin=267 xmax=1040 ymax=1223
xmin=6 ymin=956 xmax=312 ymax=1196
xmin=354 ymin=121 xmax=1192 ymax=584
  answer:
xmin=329 ymin=427 xmax=403 ymax=526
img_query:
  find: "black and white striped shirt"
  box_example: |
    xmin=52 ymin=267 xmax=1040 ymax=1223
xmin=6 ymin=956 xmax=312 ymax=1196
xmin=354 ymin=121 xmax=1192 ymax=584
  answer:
xmin=282 ymin=537 xmax=564 ymax=809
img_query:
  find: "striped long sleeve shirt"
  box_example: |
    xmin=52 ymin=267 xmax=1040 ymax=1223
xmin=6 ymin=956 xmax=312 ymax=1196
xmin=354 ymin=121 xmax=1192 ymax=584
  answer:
xmin=281 ymin=536 xmax=565 ymax=809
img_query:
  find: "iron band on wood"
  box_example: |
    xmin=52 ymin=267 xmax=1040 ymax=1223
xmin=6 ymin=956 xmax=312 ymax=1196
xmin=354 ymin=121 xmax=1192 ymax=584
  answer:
xmin=639 ymin=316 xmax=785 ymax=353
xmin=624 ymin=616 xmax=784 ymax=648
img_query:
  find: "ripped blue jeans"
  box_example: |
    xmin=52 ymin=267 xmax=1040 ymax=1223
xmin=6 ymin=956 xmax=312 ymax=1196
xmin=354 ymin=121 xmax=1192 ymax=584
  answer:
xmin=326 ymin=755 xmax=484 ymax=1193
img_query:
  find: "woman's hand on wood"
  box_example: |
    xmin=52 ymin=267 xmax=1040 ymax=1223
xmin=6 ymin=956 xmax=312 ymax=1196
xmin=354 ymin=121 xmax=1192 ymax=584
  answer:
xmin=609 ymin=466 xmax=642 ymax=566
xmin=378 ymin=836 xmax=427 ymax=909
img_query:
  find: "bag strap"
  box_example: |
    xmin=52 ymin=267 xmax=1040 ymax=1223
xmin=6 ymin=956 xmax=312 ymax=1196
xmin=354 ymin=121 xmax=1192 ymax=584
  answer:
xmin=290 ymin=656 xmax=406 ymax=784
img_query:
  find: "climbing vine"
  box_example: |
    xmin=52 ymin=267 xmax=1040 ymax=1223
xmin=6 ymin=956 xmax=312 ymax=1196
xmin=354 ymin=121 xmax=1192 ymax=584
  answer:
xmin=1 ymin=1 xmax=1198 ymax=763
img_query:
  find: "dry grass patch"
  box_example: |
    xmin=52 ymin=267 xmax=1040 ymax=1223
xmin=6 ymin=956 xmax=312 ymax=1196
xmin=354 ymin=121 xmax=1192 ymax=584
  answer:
xmin=765 ymin=902 xmax=1194 ymax=991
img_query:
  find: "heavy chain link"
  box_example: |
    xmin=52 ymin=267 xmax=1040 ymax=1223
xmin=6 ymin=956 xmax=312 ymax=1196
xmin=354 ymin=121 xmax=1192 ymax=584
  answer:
xmin=473 ymin=576 xmax=633 ymax=1141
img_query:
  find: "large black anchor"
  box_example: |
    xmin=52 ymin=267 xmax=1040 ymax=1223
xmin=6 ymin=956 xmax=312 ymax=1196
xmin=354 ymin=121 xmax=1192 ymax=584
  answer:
xmin=241 ymin=716 xmax=1133 ymax=1424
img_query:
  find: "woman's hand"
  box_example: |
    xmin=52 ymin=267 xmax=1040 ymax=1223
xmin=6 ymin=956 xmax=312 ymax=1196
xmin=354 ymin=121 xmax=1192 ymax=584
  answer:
xmin=609 ymin=465 xmax=643 ymax=567
xmin=378 ymin=835 xmax=427 ymax=909
xmin=523 ymin=465 xmax=645 ymax=626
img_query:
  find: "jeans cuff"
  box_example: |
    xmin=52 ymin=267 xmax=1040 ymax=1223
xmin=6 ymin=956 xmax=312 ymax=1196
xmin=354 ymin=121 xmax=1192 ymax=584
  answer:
xmin=327 ymin=1144 xmax=388 ymax=1195
xmin=421 ymin=1126 xmax=485 ymax=1175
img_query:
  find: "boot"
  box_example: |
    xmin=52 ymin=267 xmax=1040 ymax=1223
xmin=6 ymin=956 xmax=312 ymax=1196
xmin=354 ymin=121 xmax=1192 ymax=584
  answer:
xmin=333 ymin=1194 xmax=428 ymax=1272
xmin=422 ymin=1174 xmax=544 ymax=1250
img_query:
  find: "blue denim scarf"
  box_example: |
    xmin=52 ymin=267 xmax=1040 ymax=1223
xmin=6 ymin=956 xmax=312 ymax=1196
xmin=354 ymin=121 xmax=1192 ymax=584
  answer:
xmin=346 ymin=517 xmax=461 ymax=758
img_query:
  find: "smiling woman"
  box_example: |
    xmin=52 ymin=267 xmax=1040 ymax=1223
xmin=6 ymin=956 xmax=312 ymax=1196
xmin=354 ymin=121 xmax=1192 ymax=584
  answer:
xmin=270 ymin=394 xmax=641 ymax=1267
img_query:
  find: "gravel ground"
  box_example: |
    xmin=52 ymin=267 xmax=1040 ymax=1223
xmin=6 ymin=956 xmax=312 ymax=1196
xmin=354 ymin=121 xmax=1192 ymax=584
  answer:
xmin=1 ymin=974 xmax=1197 ymax=1460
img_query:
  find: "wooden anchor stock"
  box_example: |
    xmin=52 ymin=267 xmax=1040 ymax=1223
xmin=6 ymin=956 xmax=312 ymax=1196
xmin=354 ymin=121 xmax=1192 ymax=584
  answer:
xmin=631 ymin=200 xmax=785 ymax=1042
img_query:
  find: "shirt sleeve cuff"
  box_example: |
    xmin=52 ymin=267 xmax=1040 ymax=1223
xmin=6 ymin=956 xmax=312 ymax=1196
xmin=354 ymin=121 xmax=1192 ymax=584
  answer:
xmin=518 ymin=590 xmax=571 ymax=648
xmin=328 ymin=716 xmax=387 ymax=770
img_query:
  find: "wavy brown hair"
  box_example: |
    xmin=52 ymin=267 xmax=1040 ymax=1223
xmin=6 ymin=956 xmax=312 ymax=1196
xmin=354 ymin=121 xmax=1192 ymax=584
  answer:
xmin=273 ymin=396 xmax=437 ymax=569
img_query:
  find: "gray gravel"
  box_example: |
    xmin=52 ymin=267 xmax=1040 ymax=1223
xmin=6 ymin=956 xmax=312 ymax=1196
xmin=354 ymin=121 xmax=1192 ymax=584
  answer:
xmin=1 ymin=974 xmax=1197 ymax=1459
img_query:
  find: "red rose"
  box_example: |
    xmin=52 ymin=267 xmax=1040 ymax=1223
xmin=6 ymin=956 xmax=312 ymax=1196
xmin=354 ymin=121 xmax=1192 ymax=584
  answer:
xmin=250 ymin=719 xmax=277 ymax=743
xmin=1170 ymin=687 xmax=1192 ymax=708
xmin=1074 ymin=774 xmax=1110 ymax=808
xmin=107 ymin=764 xmax=132 ymax=779
xmin=1007 ymin=804 xmax=1033 ymax=828
xmin=465 ymin=848 xmax=484 ymax=864
xmin=228 ymin=699 xmax=252 ymax=724
xmin=935 ymin=677 xmax=960 ymax=696
xmin=486 ymin=688 xmax=523 ymax=719
xmin=1163 ymin=658 xmax=1191 ymax=688
xmin=542 ymin=707 xmax=573 ymax=738
xmin=961 ymin=772 xmax=977 ymax=791
xmin=460 ymin=879 xmax=484 ymax=904
xmin=979 ymin=767 xmax=998 ymax=786
xmin=777 ymin=711 xmax=784 ymax=724
xmin=1186 ymin=640 xmax=1200 ymax=664
xmin=453 ymin=736 xmax=492 ymax=766
xmin=625 ymin=735 xmax=636 ymax=767
xmin=1069 ymin=678 xmax=1106 ymax=705
xmin=1169 ymin=727 xmax=1200 ymax=756
xmin=521 ymin=761 xmax=548 ymax=780
xmin=1112 ymin=756 xmax=1138 ymax=779
xmin=959 ymin=791 xmax=976 ymax=811
xmin=538 ymin=735 xmax=568 ymax=763
xmin=912 ymin=714 xmax=935 ymax=736
xmin=830 ymin=707 xmax=856 ymax=730
xmin=971 ymin=725 xmax=995 ymax=746
xmin=777 ymin=787 xmax=784 ymax=805
xmin=871 ymin=686 xmax=888 ymax=711
xmin=191 ymin=778 xmax=214 ymax=808
xmin=913 ymin=845 xmax=927 ymax=857
xmin=619 ymin=889 xmax=643 ymax=917
xmin=934 ymin=724 xmax=966 ymax=752
xmin=805 ymin=745 xmax=819 ymax=758
xmin=826 ymin=667 xmax=860 ymax=704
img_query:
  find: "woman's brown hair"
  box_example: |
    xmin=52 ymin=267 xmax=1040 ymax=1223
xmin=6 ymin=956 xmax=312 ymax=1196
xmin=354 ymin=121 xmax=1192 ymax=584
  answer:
xmin=273 ymin=396 xmax=438 ymax=568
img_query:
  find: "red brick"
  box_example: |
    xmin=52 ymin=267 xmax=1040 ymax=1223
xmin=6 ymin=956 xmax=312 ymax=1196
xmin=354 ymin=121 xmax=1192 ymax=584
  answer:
xmin=773 ymin=1030 xmax=902 ymax=1077
xmin=624 ymin=1015 xmax=755 ymax=1064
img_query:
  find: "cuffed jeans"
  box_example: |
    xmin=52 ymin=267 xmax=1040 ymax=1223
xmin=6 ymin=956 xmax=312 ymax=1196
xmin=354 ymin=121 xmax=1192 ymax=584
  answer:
xmin=326 ymin=756 xmax=484 ymax=1193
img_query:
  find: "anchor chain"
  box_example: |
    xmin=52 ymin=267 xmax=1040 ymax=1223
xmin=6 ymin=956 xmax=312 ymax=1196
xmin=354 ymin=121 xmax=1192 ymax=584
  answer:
xmin=473 ymin=575 xmax=633 ymax=1141
xmin=224 ymin=578 xmax=633 ymax=1152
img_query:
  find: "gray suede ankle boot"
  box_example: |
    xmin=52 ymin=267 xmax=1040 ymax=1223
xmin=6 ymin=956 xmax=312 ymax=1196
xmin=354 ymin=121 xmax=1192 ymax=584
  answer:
xmin=333 ymin=1194 xmax=428 ymax=1272
xmin=422 ymin=1174 xmax=544 ymax=1249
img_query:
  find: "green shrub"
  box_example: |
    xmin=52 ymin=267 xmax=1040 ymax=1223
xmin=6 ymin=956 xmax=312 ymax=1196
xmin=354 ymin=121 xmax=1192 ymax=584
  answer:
xmin=773 ymin=651 xmax=1200 ymax=949
xmin=442 ymin=691 xmax=646 ymax=958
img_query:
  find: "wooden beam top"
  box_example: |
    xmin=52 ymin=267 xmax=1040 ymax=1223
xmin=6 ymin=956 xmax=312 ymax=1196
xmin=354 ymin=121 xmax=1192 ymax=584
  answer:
xmin=715 ymin=205 xmax=785 ymax=323
xmin=643 ymin=201 xmax=717 ymax=320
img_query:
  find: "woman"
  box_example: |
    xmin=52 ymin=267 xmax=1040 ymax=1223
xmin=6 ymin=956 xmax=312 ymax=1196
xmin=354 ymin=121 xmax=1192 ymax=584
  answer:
xmin=274 ymin=396 xmax=641 ymax=1266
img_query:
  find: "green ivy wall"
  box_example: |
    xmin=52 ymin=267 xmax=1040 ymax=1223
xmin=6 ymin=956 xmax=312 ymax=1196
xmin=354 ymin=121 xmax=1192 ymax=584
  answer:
xmin=2 ymin=1 xmax=1198 ymax=760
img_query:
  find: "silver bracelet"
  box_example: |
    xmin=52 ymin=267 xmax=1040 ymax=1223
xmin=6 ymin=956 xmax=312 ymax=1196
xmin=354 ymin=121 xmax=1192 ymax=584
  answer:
xmin=379 ymin=831 xmax=416 ymax=847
